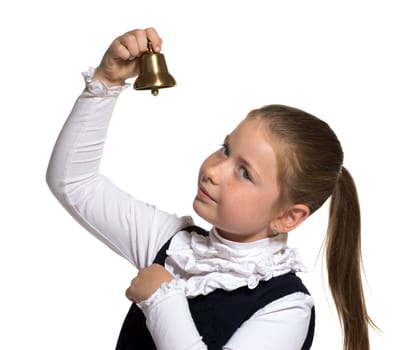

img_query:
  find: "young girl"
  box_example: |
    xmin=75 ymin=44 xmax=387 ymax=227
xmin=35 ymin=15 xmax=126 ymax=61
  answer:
xmin=46 ymin=28 xmax=373 ymax=350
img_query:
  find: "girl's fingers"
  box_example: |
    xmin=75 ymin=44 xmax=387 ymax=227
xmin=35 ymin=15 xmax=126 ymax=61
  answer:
xmin=118 ymin=32 xmax=142 ymax=59
xmin=114 ymin=42 xmax=131 ymax=61
xmin=116 ymin=28 xmax=162 ymax=61
xmin=94 ymin=27 xmax=163 ymax=86
xmin=130 ymin=29 xmax=149 ymax=53
xmin=145 ymin=27 xmax=163 ymax=52
xmin=125 ymin=286 xmax=137 ymax=302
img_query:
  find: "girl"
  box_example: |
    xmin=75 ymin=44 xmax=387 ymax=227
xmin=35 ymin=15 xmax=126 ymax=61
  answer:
xmin=46 ymin=28 xmax=373 ymax=349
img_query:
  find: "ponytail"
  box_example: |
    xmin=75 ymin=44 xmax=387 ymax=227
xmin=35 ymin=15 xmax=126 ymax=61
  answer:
xmin=247 ymin=105 xmax=376 ymax=349
xmin=326 ymin=167 xmax=372 ymax=350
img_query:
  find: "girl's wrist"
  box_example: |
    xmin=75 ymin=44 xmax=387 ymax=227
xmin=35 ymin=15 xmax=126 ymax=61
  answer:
xmin=92 ymin=69 xmax=125 ymax=88
xmin=136 ymin=278 xmax=186 ymax=311
xmin=82 ymin=68 xmax=129 ymax=97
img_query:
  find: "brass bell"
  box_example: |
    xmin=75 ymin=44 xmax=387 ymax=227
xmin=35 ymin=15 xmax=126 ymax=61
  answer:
xmin=133 ymin=41 xmax=176 ymax=96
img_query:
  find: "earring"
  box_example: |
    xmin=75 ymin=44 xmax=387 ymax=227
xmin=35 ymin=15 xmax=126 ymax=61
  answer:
xmin=272 ymin=226 xmax=279 ymax=237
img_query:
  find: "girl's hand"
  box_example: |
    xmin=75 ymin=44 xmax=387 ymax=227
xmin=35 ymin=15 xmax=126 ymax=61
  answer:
xmin=93 ymin=27 xmax=162 ymax=87
xmin=126 ymin=264 xmax=174 ymax=303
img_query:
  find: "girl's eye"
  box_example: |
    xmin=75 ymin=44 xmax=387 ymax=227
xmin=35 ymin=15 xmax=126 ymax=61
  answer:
xmin=220 ymin=143 xmax=229 ymax=157
xmin=239 ymin=167 xmax=251 ymax=181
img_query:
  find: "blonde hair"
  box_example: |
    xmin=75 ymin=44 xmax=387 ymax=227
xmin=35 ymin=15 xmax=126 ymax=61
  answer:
xmin=247 ymin=104 xmax=374 ymax=350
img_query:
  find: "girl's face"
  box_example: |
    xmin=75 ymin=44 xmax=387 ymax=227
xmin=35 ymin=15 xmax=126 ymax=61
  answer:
xmin=193 ymin=118 xmax=282 ymax=242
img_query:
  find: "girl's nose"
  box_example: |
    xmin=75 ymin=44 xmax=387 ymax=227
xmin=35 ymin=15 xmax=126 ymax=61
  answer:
xmin=202 ymin=156 xmax=224 ymax=185
xmin=203 ymin=166 xmax=220 ymax=185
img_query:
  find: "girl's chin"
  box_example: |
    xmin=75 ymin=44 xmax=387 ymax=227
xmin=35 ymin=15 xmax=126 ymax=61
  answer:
xmin=192 ymin=198 xmax=209 ymax=220
xmin=192 ymin=199 xmax=218 ymax=226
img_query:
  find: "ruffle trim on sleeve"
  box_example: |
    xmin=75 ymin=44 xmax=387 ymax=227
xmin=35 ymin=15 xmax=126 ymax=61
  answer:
xmin=136 ymin=278 xmax=186 ymax=312
xmin=82 ymin=67 xmax=130 ymax=96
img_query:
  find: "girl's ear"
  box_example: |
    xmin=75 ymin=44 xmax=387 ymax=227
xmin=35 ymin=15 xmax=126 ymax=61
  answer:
xmin=272 ymin=204 xmax=310 ymax=233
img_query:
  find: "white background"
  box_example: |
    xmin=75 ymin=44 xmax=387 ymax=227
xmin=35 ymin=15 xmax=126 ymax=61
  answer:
xmin=1 ymin=1 xmax=419 ymax=349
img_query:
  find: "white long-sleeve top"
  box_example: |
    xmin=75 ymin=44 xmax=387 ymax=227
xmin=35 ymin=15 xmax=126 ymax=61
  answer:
xmin=46 ymin=69 xmax=314 ymax=350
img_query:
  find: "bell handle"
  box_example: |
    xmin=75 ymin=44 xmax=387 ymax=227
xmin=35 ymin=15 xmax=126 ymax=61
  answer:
xmin=147 ymin=40 xmax=154 ymax=53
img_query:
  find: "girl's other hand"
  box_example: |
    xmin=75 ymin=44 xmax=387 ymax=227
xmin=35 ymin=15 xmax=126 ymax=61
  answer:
xmin=126 ymin=264 xmax=174 ymax=303
xmin=93 ymin=27 xmax=162 ymax=87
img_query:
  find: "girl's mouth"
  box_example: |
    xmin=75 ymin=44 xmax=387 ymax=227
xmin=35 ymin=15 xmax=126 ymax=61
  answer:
xmin=198 ymin=186 xmax=215 ymax=202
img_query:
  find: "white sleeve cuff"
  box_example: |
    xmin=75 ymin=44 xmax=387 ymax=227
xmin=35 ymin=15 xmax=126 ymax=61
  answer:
xmin=81 ymin=67 xmax=130 ymax=97
xmin=136 ymin=278 xmax=186 ymax=311
xmin=137 ymin=279 xmax=207 ymax=350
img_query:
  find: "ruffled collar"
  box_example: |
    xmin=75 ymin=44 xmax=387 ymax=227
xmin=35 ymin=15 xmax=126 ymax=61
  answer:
xmin=165 ymin=227 xmax=306 ymax=297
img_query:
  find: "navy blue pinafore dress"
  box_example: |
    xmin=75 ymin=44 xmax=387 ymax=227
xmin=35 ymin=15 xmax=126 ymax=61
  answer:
xmin=116 ymin=226 xmax=315 ymax=349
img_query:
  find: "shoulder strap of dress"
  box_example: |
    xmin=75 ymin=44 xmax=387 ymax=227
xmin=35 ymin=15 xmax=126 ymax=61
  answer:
xmin=153 ymin=225 xmax=209 ymax=265
xmin=183 ymin=225 xmax=209 ymax=236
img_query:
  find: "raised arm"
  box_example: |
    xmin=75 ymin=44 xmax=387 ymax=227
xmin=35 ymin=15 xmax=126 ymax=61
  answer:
xmin=46 ymin=28 xmax=190 ymax=268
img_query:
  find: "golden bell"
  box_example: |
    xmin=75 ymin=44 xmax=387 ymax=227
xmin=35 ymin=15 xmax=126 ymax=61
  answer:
xmin=133 ymin=41 xmax=176 ymax=96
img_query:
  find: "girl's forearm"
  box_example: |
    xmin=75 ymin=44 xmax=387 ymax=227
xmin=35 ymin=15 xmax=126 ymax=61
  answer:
xmin=46 ymin=70 xmax=187 ymax=268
